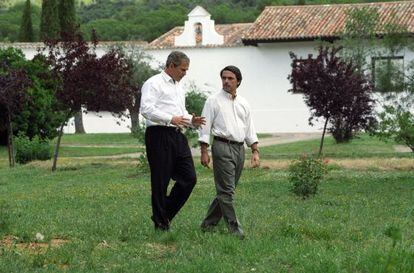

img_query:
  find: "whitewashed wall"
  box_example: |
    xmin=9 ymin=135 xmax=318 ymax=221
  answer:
xmin=146 ymin=41 xmax=324 ymax=133
xmin=6 ymin=41 xmax=413 ymax=133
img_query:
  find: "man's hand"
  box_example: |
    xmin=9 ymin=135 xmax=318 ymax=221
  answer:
xmin=251 ymin=151 xmax=260 ymax=168
xmin=171 ymin=116 xmax=191 ymax=127
xmin=191 ymin=113 xmax=206 ymax=128
xmin=200 ymin=143 xmax=210 ymax=168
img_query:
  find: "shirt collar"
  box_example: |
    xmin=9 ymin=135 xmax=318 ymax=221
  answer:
xmin=221 ymin=89 xmax=237 ymax=100
xmin=161 ymin=71 xmax=175 ymax=84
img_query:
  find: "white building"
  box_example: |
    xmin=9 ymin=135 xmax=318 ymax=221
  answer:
xmin=2 ymin=1 xmax=414 ymax=133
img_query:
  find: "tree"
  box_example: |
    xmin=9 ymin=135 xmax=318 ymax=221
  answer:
xmin=337 ymin=7 xmax=414 ymax=153
xmin=13 ymin=54 xmax=67 ymax=141
xmin=118 ymin=46 xmax=158 ymax=131
xmin=19 ymin=0 xmax=34 ymax=42
xmin=0 ymin=63 xmax=31 ymax=167
xmin=58 ymin=0 xmax=76 ymax=37
xmin=43 ymin=31 xmax=135 ymax=171
xmin=58 ymin=0 xmax=87 ymax=134
xmin=289 ymin=46 xmax=375 ymax=155
xmin=40 ymin=0 xmax=60 ymax=41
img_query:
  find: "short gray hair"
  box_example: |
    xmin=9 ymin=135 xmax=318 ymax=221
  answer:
xmin=166 ymin=51 xmax=189 ymax=67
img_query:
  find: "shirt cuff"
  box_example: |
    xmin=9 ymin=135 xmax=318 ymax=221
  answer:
xmin=198 ymin=134 xmax=210 ymax=145
xmin=164 ymin=114 xmax=174 ymax=126
xmin=245 ymin=136 xmax=259 ymax=147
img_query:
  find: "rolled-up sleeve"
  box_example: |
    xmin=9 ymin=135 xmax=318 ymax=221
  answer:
xmin=140 ymin=80 xmax=173 ymax=125
xmin=198 ymin=97 xmax=214 ymax=145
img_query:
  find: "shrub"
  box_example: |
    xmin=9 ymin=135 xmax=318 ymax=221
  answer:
xmin=288 ymin=154 xmax=328 ymax=199
xmin=14 ymin=133 xmax=51 ymax=164
xmin=185 ymin=86 xmax=208 ymax=147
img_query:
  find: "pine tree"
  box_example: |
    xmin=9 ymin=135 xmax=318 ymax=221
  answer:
xmin=59 ymin=0 xmax=76 ymax=38
xmin=40 ymin=0 xmax=60 ymax=41
xmin=19 ymin=0 xmax=34 ymax=42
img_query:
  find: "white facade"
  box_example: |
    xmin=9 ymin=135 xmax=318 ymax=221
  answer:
xmin=175 ymin=6 xmax=224 ymax=47
xmin=145 ymin=42 xmax=325 ymax=133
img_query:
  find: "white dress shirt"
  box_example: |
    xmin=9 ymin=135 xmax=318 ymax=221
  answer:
xmin=199 ymin=90 xmax=258 ymax=146
xmin=140 ymin=71 xmax=192 ymax=127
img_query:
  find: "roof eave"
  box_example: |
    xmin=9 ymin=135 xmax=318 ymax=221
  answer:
xmin=242 ymin=36 xmax=340 ymax=45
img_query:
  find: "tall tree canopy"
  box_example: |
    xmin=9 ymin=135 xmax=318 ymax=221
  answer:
xmin=18 ymin=0 xmax=34 ymax=42
xmin=40 ymin=0 xmax=59 ymax=41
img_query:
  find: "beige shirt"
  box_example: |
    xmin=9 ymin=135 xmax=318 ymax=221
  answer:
xmin=140 ymin=71 xmax=192 ymax=127
xmin=199 ymin=90 xmax=258 ymax=146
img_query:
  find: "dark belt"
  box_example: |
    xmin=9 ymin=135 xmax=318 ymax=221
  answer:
xmin=214 ymin=136 xmax=244 ymax=145
xmin=149 ymin=125 xmax=182 ymax=132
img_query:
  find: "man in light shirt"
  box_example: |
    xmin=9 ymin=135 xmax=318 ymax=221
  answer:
xmin=140 ymin=51 xmax=205 ymax=231
xmin=199 ymin=65 xmax=260 ymax=239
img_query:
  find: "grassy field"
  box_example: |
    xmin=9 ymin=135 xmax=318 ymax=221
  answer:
xmin=0 ymin=133 xmax=413 ymax=271
xmin=0 ymin=161 xmax=413 ymax=272
xmin=53 ymin=133 xmax=140 ymax=147
xmin=260 ymin=134 xmax=413 ymax=159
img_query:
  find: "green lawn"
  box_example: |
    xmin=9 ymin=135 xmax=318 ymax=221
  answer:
xmin=57 ymin=146 xmax=142 ymax=157
xmin=54 ymin=133 xmax=140 ymax=146
xmin=0 ymin=163 xmax=413 ymax=272
xmin=261 ymin=134 xmax=413 ymax=159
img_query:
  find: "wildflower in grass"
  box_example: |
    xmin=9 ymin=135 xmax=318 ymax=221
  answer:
xmin=35 ymin=232 xmax=44 ymax=241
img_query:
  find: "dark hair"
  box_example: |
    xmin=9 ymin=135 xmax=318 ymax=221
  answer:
xmin=166 ymin=51 xmax=189 ymax=67
xmin=220 ymin=65 xmax=242 ymax=87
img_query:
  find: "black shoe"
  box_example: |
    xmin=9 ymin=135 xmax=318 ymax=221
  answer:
xmin=228 ymin=221 xmax=245 ymax=240
xmin=230 ymin=229 xmax=245 ymax=240
xmin=152 ymin=216 xmax=170 ymax=231
xmin=200 ymin=222 xmax=217 ymax=232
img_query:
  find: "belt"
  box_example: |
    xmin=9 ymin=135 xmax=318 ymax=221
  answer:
xmin=149 ymin=125 xmax=182 ymax=132
xmin=214 ymin=136 xmax=244 ymax=145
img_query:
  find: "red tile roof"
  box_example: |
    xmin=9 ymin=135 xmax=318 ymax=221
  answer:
xmin=148 ymin=23 xmax=253 ymax=49
xmin=242 ymin=1 xmax=414 ymax=44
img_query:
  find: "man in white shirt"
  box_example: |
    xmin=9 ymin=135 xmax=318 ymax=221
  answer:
xmin=140 ymin=51 xmax=205 ymax=231
xmin=199 ymin=65 xmax=260 ymax=239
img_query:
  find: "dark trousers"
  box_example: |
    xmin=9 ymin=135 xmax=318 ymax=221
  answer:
xmin=145 ymin=126 xmax=197 ymax=229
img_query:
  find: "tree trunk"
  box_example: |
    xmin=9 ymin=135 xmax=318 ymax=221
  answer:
xmin=52 ymin=112 xmax=71 ymax=171
xmin=130 ymin=109 xmax=139 ymax=132
xmin=130 ymin=93 xmax=141 ymax=132
xmin=74 ymin=110 xmax=85 ymax=134
xmin=7 ymin=112 xmax=15 ymax=167
xmin=318 ymin=117 xmax=329 ymax=157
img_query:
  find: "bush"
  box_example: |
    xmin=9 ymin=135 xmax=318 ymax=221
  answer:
xmin=288 ymin=155 xmax=328 ymax=199
xmin=185 ymin=86 xmax=208 ymax=147
xmin=14 ymin=133 xmax=51 ymax=164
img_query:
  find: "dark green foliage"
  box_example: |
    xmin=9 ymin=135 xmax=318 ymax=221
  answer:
xmin=288 ymin=154 xmax=328 ymax=198
xmin=18 ymin=0 xmax=34 ymax=42
xmin=185 ymin=86 xmax=208 ymax=147
xmin=371 ymin=105 xmax=414 ymax=153
xmin=0 ymin=2 xmax=41 ymax=42
xmin=0 ymin=48 xmax=66 ymax=142
xmin=14 ymin=133 xmax=51 ymax=164
xmin=1 ymin=0 xmax=404 ymax=42
xmin=58 ymin=0 xmax=76 ymax=36
xmin=13 ymin=55 xmax=66 ymax=141
xmin=185 ymin=87 xmax=208 ymax=116
xmin=40 ymin=0 xmax=59 ymax=41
